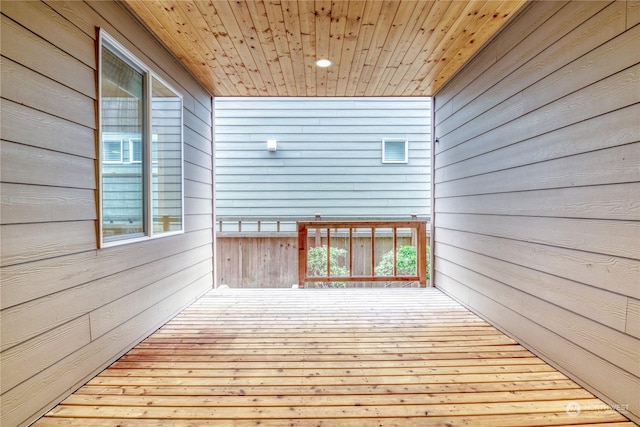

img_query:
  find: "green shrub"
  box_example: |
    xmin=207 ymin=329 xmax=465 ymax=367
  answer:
xmin=307 ymin=245 xmax=349 ymax=288
xmin=375 ymin=245 xmax=430 ymax=281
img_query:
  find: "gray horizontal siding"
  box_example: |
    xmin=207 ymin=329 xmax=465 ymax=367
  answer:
xmin=433 ymin=0 xmax=639 ymax=423
xmin=215 ymin=97 xmax=431 ymax=219
xmin=0 ymin=2 xmax=213 ymax=425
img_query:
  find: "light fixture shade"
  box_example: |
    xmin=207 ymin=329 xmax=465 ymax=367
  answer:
xmin=267 ymin=139 xmax=278 ymax=151
xmin=315 ymin=59 xmax=332 ymax=67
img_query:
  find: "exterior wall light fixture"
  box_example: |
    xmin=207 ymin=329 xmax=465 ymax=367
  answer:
xmin=267 ymin=139 xmax=278 ymax=152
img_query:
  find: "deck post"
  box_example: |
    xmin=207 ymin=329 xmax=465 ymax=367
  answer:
xmin=370 ymin=227 xmax=376 ymax=278
xmin=314 ymin=214 xmax=321 ymax=247
xmin=418 ymin=221 xmax=427 ymax=287
xmin=162 ymin=215 xmax=170 ymax=232
xmin=392 ymin=227 xmax=398 ymax=277
xmin=410 ymin=213 xmax=418 ymax=248
xmin=297 ymin=222 xmax=307 ymax=289
xmin=326 ymin=228 xmax=331 ymax=279
xmin=348 ymin=228 xmax=353 ymax=278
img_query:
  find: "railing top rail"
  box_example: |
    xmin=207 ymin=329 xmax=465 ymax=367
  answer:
xmin=298 ymin=220 xmax=427 ymax=229
xmin=217 ymin=215 xmax=430 ymax=221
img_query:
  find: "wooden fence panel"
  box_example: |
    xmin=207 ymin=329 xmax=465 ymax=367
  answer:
xmin=216 ymin=235 xmax=420 ymax=288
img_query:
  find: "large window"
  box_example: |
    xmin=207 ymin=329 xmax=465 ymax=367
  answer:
xmin=99 ymin=30 xmax=183 ymax=245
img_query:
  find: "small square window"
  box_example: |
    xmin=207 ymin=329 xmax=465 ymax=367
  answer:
xmin=103 ymin=139 xmax=123 ymax=163
xmin=382 ymin=138 xmax=408 ymax=163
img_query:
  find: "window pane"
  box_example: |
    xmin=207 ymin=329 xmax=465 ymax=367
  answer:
xmin=101 ymin=46 xmax=145 ymax=240
xmin=129 ymin=138 xmax=142 ymax=163
xmin=102 ymin=138 xmax=123 ymax=163
xmin=383 ymin=139 xmax=408 ymax=163
xmin=152 ymin=77 xmax=183 ymax=234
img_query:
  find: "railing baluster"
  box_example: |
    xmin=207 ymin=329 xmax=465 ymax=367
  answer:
xmin=326 ymin=228 xmax=331 ymax=279
xmin=370 ymin=227 xmax=375 ymax=278
xmin=393 ymin=227 xmax=397 ymax=277
xmin=349 ymin=227 xmax=353 ymax=278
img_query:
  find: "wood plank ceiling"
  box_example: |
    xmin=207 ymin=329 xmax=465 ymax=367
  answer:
xmin=123 ymin=0 xmax=528 ymax=97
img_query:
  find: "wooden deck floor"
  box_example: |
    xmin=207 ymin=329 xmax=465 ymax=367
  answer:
xmin=34 ymin=288 xmax=633 ymax=427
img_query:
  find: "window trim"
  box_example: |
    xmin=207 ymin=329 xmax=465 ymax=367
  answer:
xmin=381 ymin=138 xmax=409 ymax=164
xmin=98 ymin=29 xmax=184 ymax=248
xmin=102 ymin=137 xmax=124 ymax=164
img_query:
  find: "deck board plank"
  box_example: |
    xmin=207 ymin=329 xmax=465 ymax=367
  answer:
xmin=33 ymin=288 xmax=631 ymax=426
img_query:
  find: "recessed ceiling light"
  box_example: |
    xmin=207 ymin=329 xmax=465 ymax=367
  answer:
xmin=315 ymin=59 xmax=332 ymax=68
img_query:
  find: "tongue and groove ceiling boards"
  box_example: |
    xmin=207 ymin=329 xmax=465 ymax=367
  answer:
xmin=123 ymin=0 xmax=528 ymax=97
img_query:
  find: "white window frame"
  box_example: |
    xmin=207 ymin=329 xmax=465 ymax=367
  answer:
xmin=382 ymin=138 xmax=409 ymax=164
xmin=98 ymin=29 xmax=184 ymax=248
xmin=102 ymin=138 xmax=124 ymax=163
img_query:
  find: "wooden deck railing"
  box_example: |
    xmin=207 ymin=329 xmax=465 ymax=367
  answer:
xmin=297 ymin=220 xmax=428 ymax=288
xmin=216 ymin=214 xmax=426 ymax=236
xmin=217 ymin=216 xmax=292 ymax=234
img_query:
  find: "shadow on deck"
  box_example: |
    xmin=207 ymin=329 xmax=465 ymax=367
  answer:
xmin=34 ymin=288 xmax=632 ymax=426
